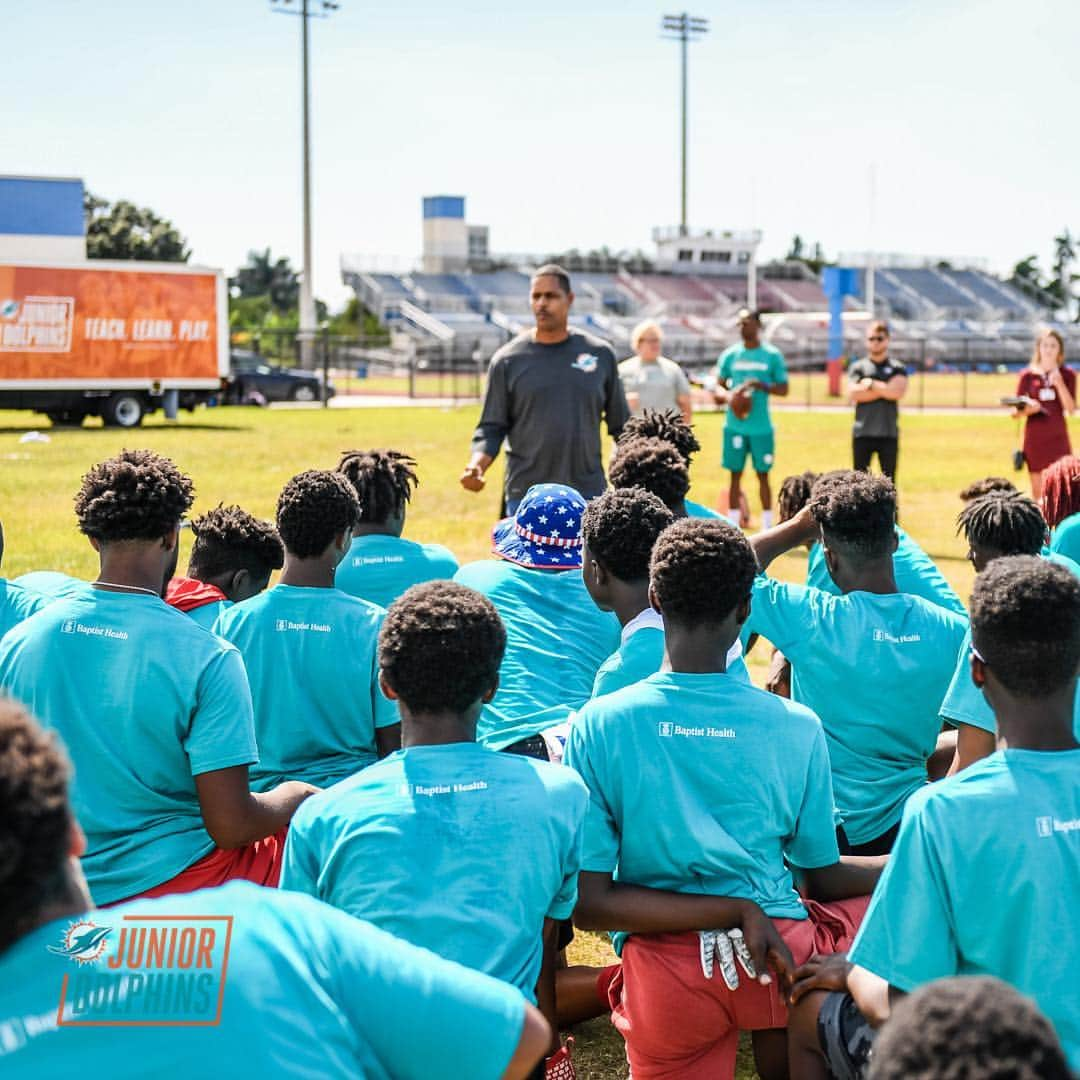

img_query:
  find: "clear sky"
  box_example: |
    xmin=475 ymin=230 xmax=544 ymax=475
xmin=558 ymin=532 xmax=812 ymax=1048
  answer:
xmin=5 ymin=0 xmax=1077 ymax=307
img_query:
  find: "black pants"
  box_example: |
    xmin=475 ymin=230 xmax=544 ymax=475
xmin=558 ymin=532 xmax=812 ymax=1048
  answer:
xmin=836 ymin=819 xmax=900 ymax=856
xmin=853 ymin=436 xmax=898 ymax=482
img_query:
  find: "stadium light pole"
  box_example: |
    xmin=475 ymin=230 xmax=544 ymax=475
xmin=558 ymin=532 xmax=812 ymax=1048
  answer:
xmin=662 ymin=13 xmax=709 ymax=237
xmin=271 ymin=0 xmax=340 ymax=368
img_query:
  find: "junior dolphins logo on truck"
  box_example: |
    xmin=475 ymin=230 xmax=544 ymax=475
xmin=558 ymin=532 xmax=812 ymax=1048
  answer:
xmin=0 ymin=295 xmax=74 ymax=352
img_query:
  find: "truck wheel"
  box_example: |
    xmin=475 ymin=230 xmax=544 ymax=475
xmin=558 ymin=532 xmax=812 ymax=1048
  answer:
xmin=103 ymin=393 xmax=145 ymax=428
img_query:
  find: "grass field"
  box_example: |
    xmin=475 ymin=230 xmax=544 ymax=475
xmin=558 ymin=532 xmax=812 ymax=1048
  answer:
xmin=0 ymin=401 xmax=1063 ymax=1078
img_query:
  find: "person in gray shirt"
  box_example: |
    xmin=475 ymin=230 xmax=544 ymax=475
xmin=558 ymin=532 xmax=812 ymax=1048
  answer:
xmin=461 ymin=265 xmax=629 ymax=512
xmin=847 ymin=320 xmax=908 ymax=482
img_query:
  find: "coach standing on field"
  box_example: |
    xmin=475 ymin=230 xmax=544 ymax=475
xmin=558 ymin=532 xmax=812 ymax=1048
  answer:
xmin=848 ymin=319 xmax=908 ymax=482
xmin=460 ymin=264 xmax=629 ymax=513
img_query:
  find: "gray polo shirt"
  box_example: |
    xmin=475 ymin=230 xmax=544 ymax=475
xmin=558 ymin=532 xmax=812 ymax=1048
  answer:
xmin=471 ymin=330 xmax=629 ymax=501
xmin=618 ymin=355 xmax=691 ymax=415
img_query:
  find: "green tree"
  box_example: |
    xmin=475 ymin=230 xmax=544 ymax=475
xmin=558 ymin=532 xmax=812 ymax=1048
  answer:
xmin=229 ymin=249 xmax=300 ymax=314
xmin=786 ymin=234 xmax=805 ymax=261
xmin=1009 ymin=255 xmax=1046 ymax=302
xmin=84 ymin=192 xmax=190 ymax=262
xmin=1049 ymin=229 xmax=1076 ymax=319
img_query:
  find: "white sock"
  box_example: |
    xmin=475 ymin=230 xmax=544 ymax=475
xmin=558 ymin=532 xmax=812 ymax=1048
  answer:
xmin=762 ymin=509 xmax=774 ymax=529
xmin=728 ymin=507 xmax=742 ymax=527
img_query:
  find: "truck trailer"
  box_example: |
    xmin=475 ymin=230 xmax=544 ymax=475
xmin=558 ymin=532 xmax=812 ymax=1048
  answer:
xmin=0 ymin=260 xmax=227 ymax=427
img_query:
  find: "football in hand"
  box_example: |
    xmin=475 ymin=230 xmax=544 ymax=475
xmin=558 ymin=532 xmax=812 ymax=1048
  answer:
xmin=729 ymin=386 xmax=753 ymax=420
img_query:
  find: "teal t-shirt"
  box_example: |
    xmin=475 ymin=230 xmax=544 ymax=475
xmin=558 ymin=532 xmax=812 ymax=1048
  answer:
xmin=0 ymin=882 xmax=527 ymax=1080
xmin=0 ymin=580 xmax=51 ymax=641
xmin=335 ymin=533 xmax=459 ymax=610
xmin=717 ymin=343 xmax=788 ymax=435
xmin=684 ymin=499 xmax=722 ymax=519
xmin=850 ymin=749 xmax=1080 ymax=1070
xmin=453 ymin=560 xmax=621 ymax=750
xmin=565 ymin=672 xmax=840 ymax=953
xmin=1050 ymin=512 xmax=1080 ymax=565
xmin=12 ymin=570 xmax=90 ymax=602
xmin=806 ymin=528 xmax=966 ymax=617
xmin=281 ymin=742 xmax=586 ymax=1001
xmin=591 ymin=613 xmax=750 ymax=699
xmin=940 ymin=625 xmax=1080 ymax=740
xmin=746 ymin=576 xmax=967 ymax=845
xmin=0 ymin=591 xmax=257 ymax=904
xmin=213 ymin=585 xmax=397 ymax=791
xmin=187 ymin=598 xmax=231 ymax=632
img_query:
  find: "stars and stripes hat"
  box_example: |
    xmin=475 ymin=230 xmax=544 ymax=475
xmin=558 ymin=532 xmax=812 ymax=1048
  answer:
xmin=492 ymin=483 xmax=587 ymax=569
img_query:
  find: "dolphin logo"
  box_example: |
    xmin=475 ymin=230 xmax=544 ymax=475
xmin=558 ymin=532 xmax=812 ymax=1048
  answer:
xmin=48 ymin=924 xmax=112 ymax=962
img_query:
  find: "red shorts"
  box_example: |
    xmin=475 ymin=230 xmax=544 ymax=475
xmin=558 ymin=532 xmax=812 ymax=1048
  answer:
xmin=606 ymin=895 xmax=870 ymax=1080
xmin=106 ymin=827 xmax=288 ymax=906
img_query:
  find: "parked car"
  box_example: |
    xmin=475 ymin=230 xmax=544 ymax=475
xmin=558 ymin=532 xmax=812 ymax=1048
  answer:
xmin=226 ymin=351 xmax=335 ymax=404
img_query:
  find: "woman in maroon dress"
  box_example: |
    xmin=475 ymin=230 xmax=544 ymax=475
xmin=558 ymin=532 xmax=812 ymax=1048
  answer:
xmin=1014 ymin=329 xmax=1075 ymax=500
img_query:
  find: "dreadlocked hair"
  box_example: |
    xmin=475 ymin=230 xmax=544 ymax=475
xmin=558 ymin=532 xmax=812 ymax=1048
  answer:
xmin=0 ymin=699 xmax=72 ymax=954
xmin=618 ymin=408 xmax=701 ymax=465
xmin=337 ymin=449 xmax=419 ymax=525
xmin=1039 ymin=455 xmax=1080 ymax=528
xmin=958 ymin=477 xmax=1018 ymax=503
xmin=957 ymin=491 xmax=1047 ymax=556
xmin=778 ymin=471 xmax=819 ymax=523
xmin=75 ymin=449 xmax=194 ymax=542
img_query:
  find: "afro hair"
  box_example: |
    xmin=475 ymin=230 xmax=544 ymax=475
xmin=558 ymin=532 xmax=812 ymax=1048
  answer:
xmin=379 ymin=581 xmax=506 ymax=714
xmin=276 ymin=470 xmax=360 ymax=559
xmin=650 ymin=518 xmax=757 ymax=624
xmin=810 ymin=470 xmax=896 ymax=563
xmin=970 ymin=554 xmax=1080 ymax=698
xmin=618 ymin=408 xmax=701 ymax=465
xmin=188 ymin=504 xmax=284 ymax=581
xmin=75 ymin=449 xmax=194 ymax=542
xmin=582 ymin=487 xmax=674 ymax=583
xmin=609 ymin=437 xmax=690 ymax=511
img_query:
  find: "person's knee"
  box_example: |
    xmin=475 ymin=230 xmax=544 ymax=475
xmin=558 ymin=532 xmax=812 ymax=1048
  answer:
xmin=788 ymin=988 xmax=829 ymax=1047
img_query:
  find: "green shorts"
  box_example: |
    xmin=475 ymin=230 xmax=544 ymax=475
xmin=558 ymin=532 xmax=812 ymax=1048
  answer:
xmin=722 ymin=428 xmax=775 ymax=473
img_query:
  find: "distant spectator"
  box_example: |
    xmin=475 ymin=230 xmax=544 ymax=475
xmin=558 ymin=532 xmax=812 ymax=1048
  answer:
xmin=847 ymin=321 xmax=907 ymax=483
xmin=1012 ymin=328 xmax=1076 ymax=500
xmin=618 ymin=321 xmax=691 ymax=424
xmin=712 ymin=308 xmax=788 ymax=529
xmin=335 ymin=449 xmax=458 ymax=608
xmin=461 ymin=265 xmax=628 ymax=513
xmin=166 ymin=505 xmax=284 ymax=630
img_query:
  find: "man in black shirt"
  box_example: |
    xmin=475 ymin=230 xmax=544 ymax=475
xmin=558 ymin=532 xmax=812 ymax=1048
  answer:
xmin=460 ymin=265 xmax=629 ymax=513
xmin=847 ymin=320 xmax=908 ymax=482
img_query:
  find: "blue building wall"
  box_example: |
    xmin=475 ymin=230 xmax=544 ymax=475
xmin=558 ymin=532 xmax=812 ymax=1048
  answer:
xmin=422 ymin=195 xmax=465 ymax=220
xmin=0 ymin=177 xmax=85 ymax=237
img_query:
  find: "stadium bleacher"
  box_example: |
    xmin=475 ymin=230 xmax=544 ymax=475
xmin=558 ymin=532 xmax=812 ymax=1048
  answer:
xmin=342 ymin=260 xmax=1053 ymax=366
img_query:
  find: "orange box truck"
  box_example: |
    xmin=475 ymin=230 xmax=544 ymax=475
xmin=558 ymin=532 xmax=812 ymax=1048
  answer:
xmin=0 ymin=260 xmax=227 ymax=427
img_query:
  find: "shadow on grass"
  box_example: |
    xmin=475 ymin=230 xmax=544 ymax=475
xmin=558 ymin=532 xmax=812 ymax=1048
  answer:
xmin=0 ymin=423 xmax=253 ymax=435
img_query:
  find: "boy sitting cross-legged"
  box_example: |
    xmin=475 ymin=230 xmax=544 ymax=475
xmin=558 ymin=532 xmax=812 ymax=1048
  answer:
xmin=281 ymin=580 xmax=588 ymax=1075
xmin=564 ymin=518 xmax=884 ymax=1080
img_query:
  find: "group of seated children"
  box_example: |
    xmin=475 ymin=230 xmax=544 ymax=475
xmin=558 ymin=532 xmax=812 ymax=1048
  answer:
xmin=0 ymin=409 xmax=1077 ymax=1079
